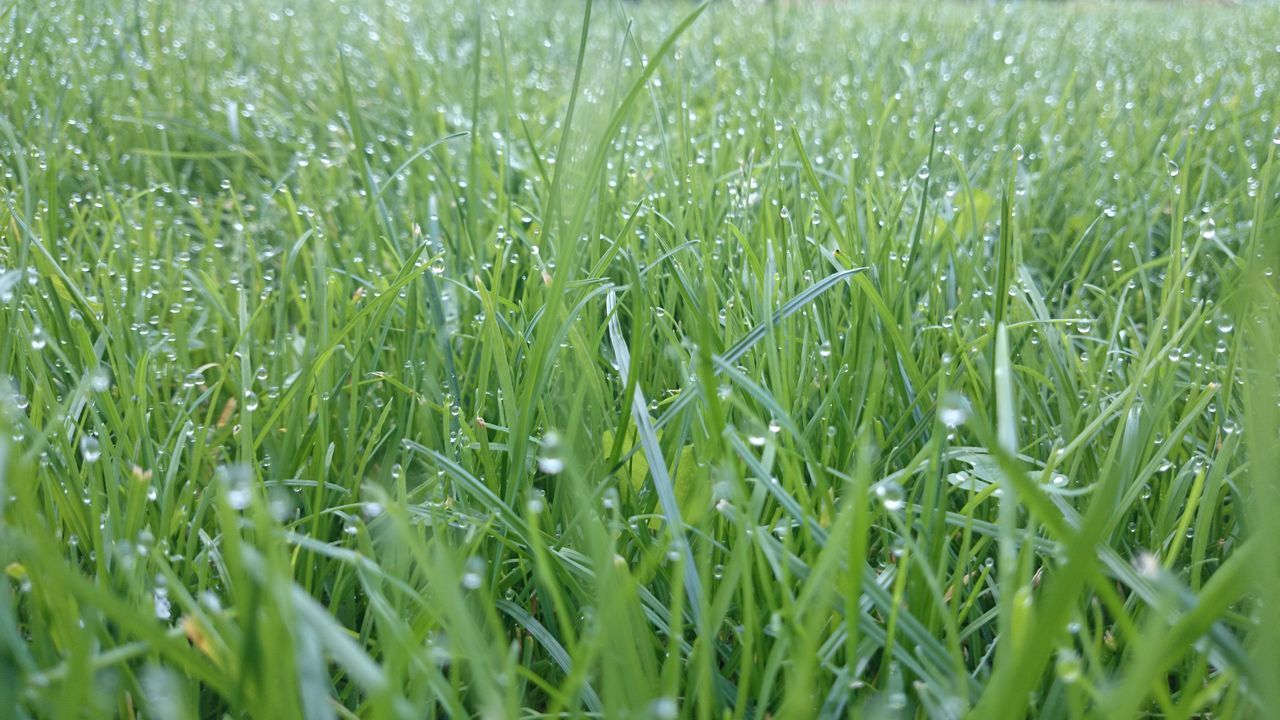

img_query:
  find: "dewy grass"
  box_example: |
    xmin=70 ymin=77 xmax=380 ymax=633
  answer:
xmin=1 ymin=0 xmax=1278 ymax=717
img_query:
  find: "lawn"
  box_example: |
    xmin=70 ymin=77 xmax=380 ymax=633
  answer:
xmin=1 ymin=0 xmax=1279 ymax=717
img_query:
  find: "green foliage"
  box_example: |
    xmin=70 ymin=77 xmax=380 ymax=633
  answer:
xmin=0 ymin=0 xmax=1277 ymax=717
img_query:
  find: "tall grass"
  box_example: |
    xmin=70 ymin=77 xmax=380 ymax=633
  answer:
xmin=1 ymin=0 xmax=1278 ymax=717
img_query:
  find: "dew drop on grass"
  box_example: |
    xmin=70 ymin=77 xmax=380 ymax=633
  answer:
xmin=427 ymin=634 xmax=452 ymax=666
xmin=461 ymin=557 xmax=485 ymax=590
xmin=890 ymin=536 xmax=907 ymax=558
xmin=818 ymin=341 xmax=832 ymax=358
xmin=916 ymin=165 xmax=930 ymax=180
xmin=649 ymin=697 xmax=678 ymax=720
xmin=1167 ymin=159 xmax=1180 ymax=177
xmin=536 ymin=431 xmax=564 ymax=474
xmin=242 ymin=390 xmax=259 ymax=412
xmin=1135 ymin=552 xmax=1160 ymax=578
xmin=80 ymin=436 xmax=101 ymax=463
xmin=154 ymin=589 xmax=172 ymax=620
xmin=938 ymin=391 xmax=971 ymax=428
xmin=874 ymin=480 xmax=905 ymax=511
xmin=1056 ymin=649 xmax=1082 ymax=683
xmin=220 ymin=464 xmax=253 ymax=509
xmin=1012 ymin=144 xmax=1025 ymax=161
xmin=90 ymin=366 xmax=111 ymax=392
xmin=30 ymin=326 xmax=47 ymax=351
xmin=768 ymin=418 xmax=782 ymax=434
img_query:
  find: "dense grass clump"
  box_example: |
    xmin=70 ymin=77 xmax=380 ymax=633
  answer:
xmin=2 ymin=0 xmax=1279 ymax=716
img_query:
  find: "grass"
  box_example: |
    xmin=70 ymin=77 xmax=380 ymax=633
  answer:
xmin=1 ymin=0 xmax=1279 ymax=717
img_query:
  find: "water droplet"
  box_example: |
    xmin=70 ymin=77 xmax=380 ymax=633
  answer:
xmin=1135 ymin=552 xmax=1160 ymax=578
xmin=84 ymin=366 xmax=110 ymax=392
xmin=874 ymin=480 xmax=906 ymax=511
xmin=242 ymin=390 xmax=259 ymax=412
xmin=79 ymin=436 xmax=101 ymax=463
xmin=154 ymin=589 xmax=172 ymax=621
xmin=220 ymin=464 xmax=253 ymax=509
xmin=1056 ymin=649 xmax=1082 ymax=683
xmin=1012 ymin=144 xmax=1025 ymax=161
xmin=461 ymin=557 xmax=485 ymax=590
xmin=916 ymin=165 xmax=931 ymax=180
xmin=938 ymin=392 xmax=971 ymax=428
xmin=649 ymin=697 xmax=678 ymax=720
xmin=30 ymin=326 xmax=47 ymax=350
xmin=601 ymin=487 xmax=618 ymax=510
xmin=537 ymin=431 xmax=564 ymax=474
xmin=817 ymin=341 xmax=832 ymax=358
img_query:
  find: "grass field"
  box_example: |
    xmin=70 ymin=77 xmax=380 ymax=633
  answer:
xmin=2 ymin=0 xmax=1279 ymax=717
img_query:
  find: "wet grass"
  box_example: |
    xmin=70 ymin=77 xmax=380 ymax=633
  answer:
xmin=1 ymin=0 xmax=1279 ymax=717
